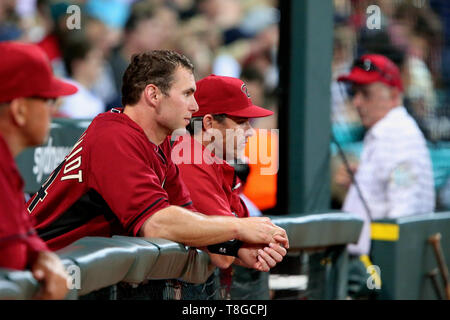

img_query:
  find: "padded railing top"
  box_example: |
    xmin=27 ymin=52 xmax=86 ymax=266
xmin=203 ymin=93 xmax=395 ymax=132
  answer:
xmin=269 ymin=212 xmax=363 ymax=249
xmin=0 ymin=212 xmax=364 ymax=299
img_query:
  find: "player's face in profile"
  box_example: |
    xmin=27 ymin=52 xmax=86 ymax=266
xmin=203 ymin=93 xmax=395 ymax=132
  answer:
xmin=212 ymin=115 xmax=254 ymax=162
xmin=351 ymin=82 xmax=393 ymax=128
xmin=22 ymin=97 xmax=55 ymax=146
xmin=157 ymin=66 xmax=199 ymax=133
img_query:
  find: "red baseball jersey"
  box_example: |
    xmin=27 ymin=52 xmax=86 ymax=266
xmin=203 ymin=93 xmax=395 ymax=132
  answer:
xmin=27 ymin=109 xmax=194 ymax=251
xmin=0 ymin=134 xmax=48 ymax=270
xmin=175 ymin=135 xmax=249 ymax=218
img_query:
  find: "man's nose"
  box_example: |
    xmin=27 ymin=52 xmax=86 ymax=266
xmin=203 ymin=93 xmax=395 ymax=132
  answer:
xmin=48 ymin=100 xmax=58 ymax=117
xmin=351 ymin=92 xmax=363 ymax=108
xmin=244 ymin=121 xmax=255 ymax=137
xmin=190 ymin=97 xmax=199 ymax=113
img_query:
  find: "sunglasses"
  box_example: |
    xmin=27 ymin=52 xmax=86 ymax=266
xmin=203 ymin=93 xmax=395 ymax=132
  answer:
xmin=345 ymin=83 xmax=371 ymax=99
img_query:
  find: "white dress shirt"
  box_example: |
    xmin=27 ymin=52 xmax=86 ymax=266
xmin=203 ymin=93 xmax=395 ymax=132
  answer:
xmin=343 ymin=106 xmax=435 ymax=255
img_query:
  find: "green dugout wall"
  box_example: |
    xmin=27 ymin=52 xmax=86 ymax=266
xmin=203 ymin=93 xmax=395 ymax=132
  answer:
xmin=16 ymin=118 xmax=90 ymax=194
xmin=277 ymin=0 xmax=334 ymax=214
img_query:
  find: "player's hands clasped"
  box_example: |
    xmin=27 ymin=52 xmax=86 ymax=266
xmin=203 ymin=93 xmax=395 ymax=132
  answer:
xmin=237 ymin=240 xmax=287 ymax=272
xmin=237 ymin=217 xmax=289 ymax=249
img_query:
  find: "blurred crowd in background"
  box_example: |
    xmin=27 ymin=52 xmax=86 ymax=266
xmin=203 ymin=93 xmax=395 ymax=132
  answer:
xmin=0 ymin=0 xmax=279 ymax=130
xmin=3 ymin=0 xmax=448 ymax=135
xmin=4 ymin=0 xmax=450 ymax=211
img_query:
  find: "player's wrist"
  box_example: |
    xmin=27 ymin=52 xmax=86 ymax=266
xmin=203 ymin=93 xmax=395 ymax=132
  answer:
xmin=207 ymin=239 xmax=243 ymax=257
xmin=232 ymin=218 xmax=244 ymax=241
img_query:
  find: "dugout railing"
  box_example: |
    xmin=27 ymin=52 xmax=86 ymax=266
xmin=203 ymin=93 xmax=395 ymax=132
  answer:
xmin=0 ymin=212 xmax=363 ymax=300
xmin=3 ymin=211 xmax=450 ymax=300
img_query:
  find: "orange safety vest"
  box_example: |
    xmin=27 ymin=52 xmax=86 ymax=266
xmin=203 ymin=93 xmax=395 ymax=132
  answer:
xmin=243 ymin=129 xmax=278 ymax=211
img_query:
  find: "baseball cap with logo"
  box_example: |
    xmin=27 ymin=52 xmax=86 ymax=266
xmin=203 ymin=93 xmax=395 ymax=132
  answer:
xmin=193 ymin=74 xmax=273 ymax=118
xmin=0 ymin=41 xmax=78 ymax=103
xmin=337 ymin=54 xmax=404 ymax=92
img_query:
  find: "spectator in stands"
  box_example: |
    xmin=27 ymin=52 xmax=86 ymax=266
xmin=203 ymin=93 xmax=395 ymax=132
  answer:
xmin=337 ymin=54 xmax=435 ymax=298
xmin=84 ymin=15 xmax=122 ymax=108
xmin=349 ymin=3 xmax=443 ymax=142
xmin=27 ymin=50 xmax=288 ymax=273
xmin=175 ymin=15 xmax=221 ymax=81
xmin=332 ymin=30 xmax=407 ymax=208
xmin=330 ymin=24 xmax=362 ymax=209
xmin=0 ymin=42 xmax=76 ymax=299
xmin=2 ymin=0 xmax=281 ymax=117
xmin=392 ymin=3 xmax=443 ymax=141
xmin=58 ymin=33 xmax=105 ymax=118
xmin=331 ymin=24 xmax=360 ymax=129
xmin=152 ymin=4 xmax=180 ymax=50
xmin=34 ymin=0 xmax=74 ymax=77
xmin=430 ymin=0 xmax=450 ymax=91
xmin=0 ymin=0 xmax=22 ymax=41
xmin=240 ymin=66 xmax=268 ymax=126
xmin=32 ymin=0 xmax=64 ymax=74
xmin=107 ymin=1 xmax=165 ymax=108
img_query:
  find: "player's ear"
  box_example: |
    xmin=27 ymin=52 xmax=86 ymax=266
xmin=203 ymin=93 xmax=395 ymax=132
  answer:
xmin=143 ymin=84 xmax=160 ymax=107
xmin=9 ymin=98 xmax=28 ymax=127
xmin=202 ymin=114 xmax=214 ymax=130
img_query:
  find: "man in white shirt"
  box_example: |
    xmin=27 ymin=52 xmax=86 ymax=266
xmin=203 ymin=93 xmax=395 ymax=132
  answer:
xmin=337 ymin=54 xmax=435 ymax=297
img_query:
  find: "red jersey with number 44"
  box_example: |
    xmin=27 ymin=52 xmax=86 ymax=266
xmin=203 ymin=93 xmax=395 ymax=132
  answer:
xmin=27 ymin=109 xmax=194 ymax=251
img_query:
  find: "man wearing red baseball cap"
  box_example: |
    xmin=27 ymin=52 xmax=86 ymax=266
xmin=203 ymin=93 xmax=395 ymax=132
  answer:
xmin=337 ymin=54 xmax=435 ymax=298
xmin=173 ymin=74 xmax=285 ymax=295
xmin=186 ymin=74 xmax=273 ymax=161
xmin=0 ymin=42 xmax=77 ymax=299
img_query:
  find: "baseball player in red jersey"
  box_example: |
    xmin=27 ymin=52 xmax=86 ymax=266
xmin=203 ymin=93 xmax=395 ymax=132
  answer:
xmin=174 ymin=74 xmax=284 ymax=293
xmin=28 ymin=50 xmax=288 ymax=271
xmin=0 ymin=42 xmax=77 ymax=299
xmin=175 ymin=75 xmax=284 ymax=269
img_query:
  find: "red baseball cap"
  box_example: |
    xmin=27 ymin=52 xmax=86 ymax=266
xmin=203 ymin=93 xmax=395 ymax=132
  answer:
xmin=337 ymin=54 xmax=404 ymax=92
xmin=0 ymin=41 xmax=78 ymax=103
xmin=193 ymin=74 xmax=274 ymax=118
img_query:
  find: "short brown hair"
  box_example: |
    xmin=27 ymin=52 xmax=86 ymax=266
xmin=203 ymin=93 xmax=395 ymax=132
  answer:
xmin=122 ymin=50 xmax=194 ymax=106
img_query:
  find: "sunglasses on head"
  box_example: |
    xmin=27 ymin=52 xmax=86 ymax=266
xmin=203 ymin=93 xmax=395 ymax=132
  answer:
xmin=352 ymin=58 xmax=393 ymax=82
